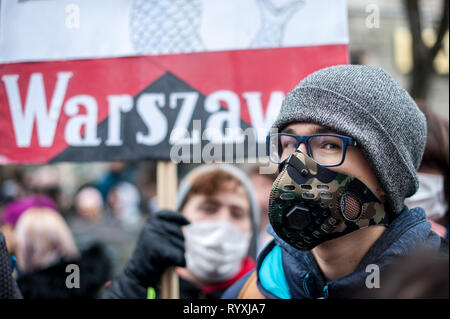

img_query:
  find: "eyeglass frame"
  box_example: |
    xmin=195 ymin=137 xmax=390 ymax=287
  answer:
xmin=266 ymin=133 xmax=358 ymax=167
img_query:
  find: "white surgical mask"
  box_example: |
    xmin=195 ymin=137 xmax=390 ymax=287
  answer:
xmin=183 ymin=220 xmax=250 ymax=283
xmin=405 ymin=173 xmax=448 ymax=221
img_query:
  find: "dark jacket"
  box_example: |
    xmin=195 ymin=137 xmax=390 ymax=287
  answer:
xmin=103 ymin=256 xmax=255 ymax=299
xmin=222 ymin=206 xmax=445 ymax=299
xmin=17 ymin=244 xmax=111 ymax=299
xmin=180 ymin=257 xmax=256 ymax=299
xmin=0 ymin=232 xmax=22 ymax=299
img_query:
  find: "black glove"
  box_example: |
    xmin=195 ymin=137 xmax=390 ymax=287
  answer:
xmin=102 ymin=210 xmax=190 ymax=299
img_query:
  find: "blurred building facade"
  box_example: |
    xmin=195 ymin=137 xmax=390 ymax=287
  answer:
xmin=347 ymin=0 xmax=449 ymax=119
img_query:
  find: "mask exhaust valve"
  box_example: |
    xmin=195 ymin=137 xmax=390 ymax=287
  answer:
xmin=340 ymin=192 xmax=362 ymax=221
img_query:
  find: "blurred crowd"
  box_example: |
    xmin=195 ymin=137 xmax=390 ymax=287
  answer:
xmin=0 ymin=161 xmax=152 ymax=296
xmin=0 ymin=159 xmax=278 ymax=298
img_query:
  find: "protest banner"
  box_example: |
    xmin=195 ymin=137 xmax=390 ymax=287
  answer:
xmin=0 ymin=0 xmax=348 ymax=165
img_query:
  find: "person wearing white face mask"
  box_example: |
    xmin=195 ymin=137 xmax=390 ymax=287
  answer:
xmin=405 ymin=106 xmax=449 ymax=239
xmin=405 ymin=173 xmax=448 ymax=236
xmin=103 ymin=164 xmax=260 ymax=299
xmin=181 ymin=221 xmax=251 ymax=284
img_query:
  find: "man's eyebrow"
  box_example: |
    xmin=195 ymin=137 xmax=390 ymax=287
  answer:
xmin=229 ymin=204 xmax=244 ymax=212
xmin=314 ymin=127 xmax=336 ymax=134
xmin=201 ymin=198 xmax=221 ymax=206
xmin=281 ymin=127 xmax=294 ymax=134
xmin=280 ymin=126 xmax=336 ymax=135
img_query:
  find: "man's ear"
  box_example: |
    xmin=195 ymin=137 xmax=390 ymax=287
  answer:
xmin=373 ymin=186 xmax=387 ymax=204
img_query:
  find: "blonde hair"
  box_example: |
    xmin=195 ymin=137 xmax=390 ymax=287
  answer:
xmin=14 ymin=207 xmax=80 ymax=273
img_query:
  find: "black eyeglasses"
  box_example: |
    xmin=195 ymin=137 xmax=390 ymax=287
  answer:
xmin=266 ymin=133 xmax=357 ymax=167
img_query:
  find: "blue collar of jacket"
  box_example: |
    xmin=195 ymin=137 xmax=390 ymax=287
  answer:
xmin=256 ymin=206 xmax=442 ymax=299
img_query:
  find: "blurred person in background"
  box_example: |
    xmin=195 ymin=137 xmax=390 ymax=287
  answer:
xmin=74 ymin=185 xmax=104 ymax=224
xmin=0 ymin=195 xmax=58 ymax=256
xmin=0 ymin=168 xmax=28 ymax=229
xmin=103 ymin=164 xmax=260 ymax=299
xmin=405 ymin=106 xmax=449 ymax=239
xmin=0 ymin=179 xmax=22 ymax=205
xmin=13 ymin=206 xmax=111 ymax=299
xmin=249 ymin=165 xmax=277 ymax=255
xmin=106 ymin=181 xmax=143 ymax=231
xmin=67 ymin=185 xmax=138 ymax=277
xmin=15 ymin=207 xmax=80 ymax=274
xmin=0 ymin=232 xmax=22 ymax=298
xmin=28 ymin=166 xmax=62 ymax=209
xmin=96 ymin=162 xmax=137 ymax=203
xmin=0 ymin=167 xmax=27 ymax=204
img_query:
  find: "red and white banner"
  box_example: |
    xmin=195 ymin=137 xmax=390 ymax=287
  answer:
xmin=0 ymin=0 xmax=349 ymax=164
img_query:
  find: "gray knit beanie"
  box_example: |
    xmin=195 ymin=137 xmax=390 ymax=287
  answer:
xmin=272 ymin=65 xmax=427 ymax=214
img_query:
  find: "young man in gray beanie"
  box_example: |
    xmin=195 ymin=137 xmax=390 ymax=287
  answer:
xmin=222 ymin=64 xmax=447 ymax=299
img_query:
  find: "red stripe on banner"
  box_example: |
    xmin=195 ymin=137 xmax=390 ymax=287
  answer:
xmin=0 ymin=45 xmax=348 ymax=164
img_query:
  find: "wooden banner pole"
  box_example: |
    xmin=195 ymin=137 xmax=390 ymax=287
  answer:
xmin=157 ymin=161 xmax=179 ymax=299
